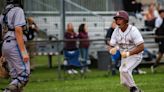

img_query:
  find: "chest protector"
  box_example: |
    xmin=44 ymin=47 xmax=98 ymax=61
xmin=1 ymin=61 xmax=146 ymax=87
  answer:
xmin=1 ymin=4 xmax=31 ymax=41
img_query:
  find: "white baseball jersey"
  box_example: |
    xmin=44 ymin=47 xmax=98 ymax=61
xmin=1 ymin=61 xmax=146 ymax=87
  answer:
xmin=110 ymin=24 xmax=144 ymax=87
xmin=110 ymin=24 xmax=144 ymax=57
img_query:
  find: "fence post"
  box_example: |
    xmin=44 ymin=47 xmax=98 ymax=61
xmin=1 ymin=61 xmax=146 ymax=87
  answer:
xmin=60 ymin=0 xmax=66 ymax=38
xmin=48 ymin=54 xmax=52 ymax=68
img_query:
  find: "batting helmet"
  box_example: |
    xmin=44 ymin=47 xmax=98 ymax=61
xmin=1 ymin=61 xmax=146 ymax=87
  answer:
xmin=113 ymin=10 xmax=129 ymax=22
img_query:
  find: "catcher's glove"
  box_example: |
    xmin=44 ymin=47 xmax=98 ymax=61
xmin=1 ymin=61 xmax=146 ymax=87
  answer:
xmin=0 ymin=57 xmax=9 ymax=78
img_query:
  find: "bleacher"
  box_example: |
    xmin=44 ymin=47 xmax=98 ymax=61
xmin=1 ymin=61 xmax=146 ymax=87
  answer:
xmin=31 ymin=12 xmax=162 ymax=66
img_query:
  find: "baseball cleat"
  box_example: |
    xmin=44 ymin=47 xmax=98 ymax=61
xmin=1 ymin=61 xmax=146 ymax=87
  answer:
xmin=2 ymin=88 xmax=11 ymax=92
xmin=130 ymin=87 xmax=143 ymax=92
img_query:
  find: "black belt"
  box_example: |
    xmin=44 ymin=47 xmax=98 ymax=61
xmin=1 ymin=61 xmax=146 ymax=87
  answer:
xmin=8 ymin=28 xmax=15 ymax=31
xmin=6 ymin=40 xmax=11 ymax=43
xmin=4 ymin=36 xmax=16 ymax=43
xmin=3 ymin=36 xmax=15 ymax=41
xmin=5 ymin=39 xmax=16 ymax=43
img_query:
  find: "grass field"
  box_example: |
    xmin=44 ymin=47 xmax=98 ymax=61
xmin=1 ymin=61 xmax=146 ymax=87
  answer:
xmin=0 ymin=56 xmax=164 ymax=92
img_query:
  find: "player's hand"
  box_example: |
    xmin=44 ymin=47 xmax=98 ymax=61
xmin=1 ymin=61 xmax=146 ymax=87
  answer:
xmin=121 ymin=51 xmax=130 ymax=58
xmin=23 ymin=54 xmax=29 ymax=62
xmin=21 ymin=51 xmax=29 ymax=62
xmin=109 ymin=48 xmax=117 ymax=55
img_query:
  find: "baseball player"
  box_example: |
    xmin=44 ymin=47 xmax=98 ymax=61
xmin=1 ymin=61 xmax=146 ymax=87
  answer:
xmin=108 ymin=10 xmax=144 ymax=92
xmin=0 ymin=0 xmax=30 ymax=92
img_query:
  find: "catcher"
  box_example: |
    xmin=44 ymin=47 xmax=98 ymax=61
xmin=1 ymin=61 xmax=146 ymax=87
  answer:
xmin=0 ymin=0 xmax=30 ymax=92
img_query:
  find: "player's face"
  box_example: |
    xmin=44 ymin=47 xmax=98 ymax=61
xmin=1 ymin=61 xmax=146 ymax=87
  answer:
xmin=115 ymin=18 xmax=126 ymax=28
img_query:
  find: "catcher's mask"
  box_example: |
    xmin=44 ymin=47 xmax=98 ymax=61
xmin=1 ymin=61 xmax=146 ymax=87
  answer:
xmin=6 ymin=0 xmax=23 ymax=5
xmin=5 ymin=0 xmax=24 ymax=8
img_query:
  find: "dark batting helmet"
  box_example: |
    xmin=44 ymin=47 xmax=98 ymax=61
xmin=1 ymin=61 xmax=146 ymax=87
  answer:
xmin=113 ymin=10 xmax=129 ymax=22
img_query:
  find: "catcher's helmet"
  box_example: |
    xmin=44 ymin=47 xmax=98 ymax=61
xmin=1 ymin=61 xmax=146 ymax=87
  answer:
xmin=6 ymin=0 xmax=22 ymax=4
xmin=114 ymin=10 xmax=129 ymax=22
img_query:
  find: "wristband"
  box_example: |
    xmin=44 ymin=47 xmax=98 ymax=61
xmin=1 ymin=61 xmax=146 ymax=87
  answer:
xmin=21 ymin=51 xmax=28 ymax=56
xmin=126 ymin=52 xmax=130 ymax=57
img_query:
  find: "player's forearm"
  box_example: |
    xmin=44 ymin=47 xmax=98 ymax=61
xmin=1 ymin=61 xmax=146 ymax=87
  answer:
xmin=129 ymin=43 xmax=144 ymax=56
xmin=108 ymin=45 xmax=115 ymax=51
xmin=15 ymin=26 xmax=26 ymax=53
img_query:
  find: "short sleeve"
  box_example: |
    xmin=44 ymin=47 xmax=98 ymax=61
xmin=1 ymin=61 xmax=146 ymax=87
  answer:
xmin=110 ymin=28 xmax=117 ymax=46
xmin=14 ymin=8 xmax=26 ymax=27
xmin=132 ymin=27 xmax=144 ymax=46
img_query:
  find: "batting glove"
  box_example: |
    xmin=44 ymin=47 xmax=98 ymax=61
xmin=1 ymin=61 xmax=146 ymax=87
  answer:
xmin=121 ymin=51 xmax=130 ymax=58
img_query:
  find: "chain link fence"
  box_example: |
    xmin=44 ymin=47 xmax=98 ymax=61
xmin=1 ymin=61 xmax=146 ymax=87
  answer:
xmin=22 ymin=0 xmax=124 ymax=58
xmin=1 ymin=0 xmax=164 ymax=79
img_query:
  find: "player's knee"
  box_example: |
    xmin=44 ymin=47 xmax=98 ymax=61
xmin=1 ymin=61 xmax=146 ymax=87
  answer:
xmin=119 ymin=68 xmax=128 ymax=73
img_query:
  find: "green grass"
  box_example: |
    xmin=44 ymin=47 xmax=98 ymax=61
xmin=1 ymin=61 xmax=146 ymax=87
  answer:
xmin=1 ymin=56 xmax=164 ymax=92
